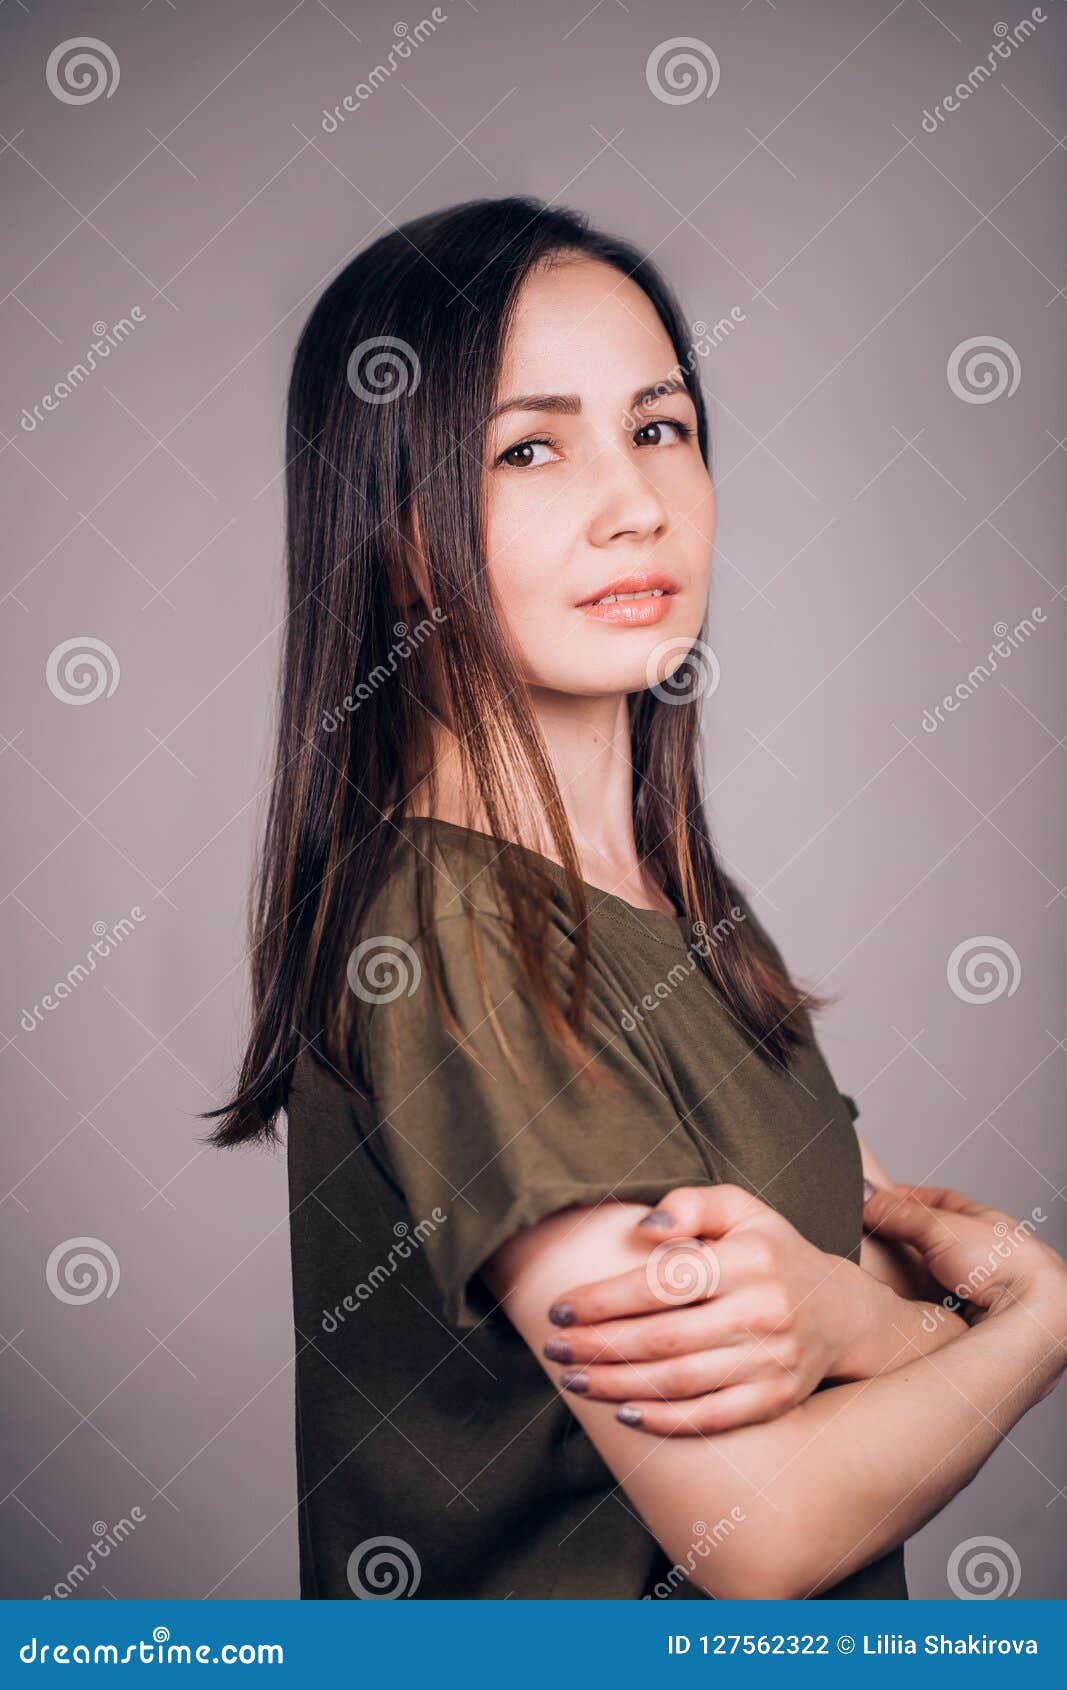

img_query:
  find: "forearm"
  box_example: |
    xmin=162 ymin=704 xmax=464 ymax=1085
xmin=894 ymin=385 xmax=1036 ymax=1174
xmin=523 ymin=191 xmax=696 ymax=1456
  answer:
xmin=705 ymin=1293 xmax=1065 ymax=1597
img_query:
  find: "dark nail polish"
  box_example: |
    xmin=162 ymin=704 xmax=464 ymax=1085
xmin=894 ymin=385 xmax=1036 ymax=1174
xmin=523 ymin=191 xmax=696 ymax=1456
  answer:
xmin=638 ymin=1210 xmax=676 ymax=1230
xmin=548 ymin=1302 xmax=575 ymax=1327
xmin=561 ymin=1371 xmax=589 ymax=1394
xmin=543 ymin=1339 xmax=572 ymax=1363
xmin=616 ymin=1406 xmax=643 ymax=1426
xmin=862 ymin=1178 xmax=875 ymax=1202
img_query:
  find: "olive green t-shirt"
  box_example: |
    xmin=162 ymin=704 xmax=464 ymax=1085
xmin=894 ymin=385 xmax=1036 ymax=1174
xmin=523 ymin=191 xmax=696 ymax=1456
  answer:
xmin=286 ymin=816 xmax=908 ymax=1601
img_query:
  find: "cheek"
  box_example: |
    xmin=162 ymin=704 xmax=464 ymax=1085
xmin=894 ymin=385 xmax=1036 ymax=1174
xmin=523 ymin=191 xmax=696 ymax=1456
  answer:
xmin=484 ymin=489 xmax=566 ymax=628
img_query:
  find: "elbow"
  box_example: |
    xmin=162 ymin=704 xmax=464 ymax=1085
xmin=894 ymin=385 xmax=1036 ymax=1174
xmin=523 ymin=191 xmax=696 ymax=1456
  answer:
xmin=688 ymin=1544 xmax=813 ymax=1602
xmin=700 ymin=1566 xmax=811 ymax=1601
xmin=682 ymin=1509 xmax=822 ymax=1602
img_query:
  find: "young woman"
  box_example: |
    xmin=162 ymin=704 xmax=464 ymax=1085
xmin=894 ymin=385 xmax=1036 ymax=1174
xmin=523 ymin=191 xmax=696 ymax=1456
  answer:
xmin=209 ymin=196 xmax=1067 ymax=1601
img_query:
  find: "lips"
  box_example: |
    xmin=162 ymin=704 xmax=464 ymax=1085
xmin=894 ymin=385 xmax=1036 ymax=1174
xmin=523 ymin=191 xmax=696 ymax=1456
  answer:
xmin=577 ymin=570 xmax=679 ymax=627
xmin=577 ymin=570 xmax=679 ymax=607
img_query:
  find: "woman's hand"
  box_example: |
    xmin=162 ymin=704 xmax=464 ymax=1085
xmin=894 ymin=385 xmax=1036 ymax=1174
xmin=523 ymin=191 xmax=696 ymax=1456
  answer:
xmin=862 ymin=1181 xmax=1067 ymax=1330
xmin=541 ymin=1184 xmax=888 ymax=1436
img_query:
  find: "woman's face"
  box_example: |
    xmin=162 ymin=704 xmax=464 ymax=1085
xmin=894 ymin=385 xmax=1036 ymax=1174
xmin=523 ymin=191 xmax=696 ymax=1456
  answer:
xmin=482 ymin=257 xmax=715 ymax=699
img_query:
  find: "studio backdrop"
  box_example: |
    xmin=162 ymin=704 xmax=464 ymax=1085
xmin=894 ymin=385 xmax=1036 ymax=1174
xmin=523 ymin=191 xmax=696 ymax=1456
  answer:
xmin=1 ymin=0 xmax=1064 ymax=1600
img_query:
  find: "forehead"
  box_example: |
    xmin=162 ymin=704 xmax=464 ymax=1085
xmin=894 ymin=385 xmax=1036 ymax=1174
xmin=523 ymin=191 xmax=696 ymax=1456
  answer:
xmin=499 ymin=257 xmax=675 ymax=392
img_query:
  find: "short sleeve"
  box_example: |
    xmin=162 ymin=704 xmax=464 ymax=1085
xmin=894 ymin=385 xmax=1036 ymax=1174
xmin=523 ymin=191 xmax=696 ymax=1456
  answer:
xmin=363 ymin=912 xmax=715 ymax=1330
xmin=840 ymin=1094 xmax=860 ymax=1122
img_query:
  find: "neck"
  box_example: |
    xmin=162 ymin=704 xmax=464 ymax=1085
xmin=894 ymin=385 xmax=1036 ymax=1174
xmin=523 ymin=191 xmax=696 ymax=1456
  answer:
xmin=405 ymin=689 xmax=671 ymax=909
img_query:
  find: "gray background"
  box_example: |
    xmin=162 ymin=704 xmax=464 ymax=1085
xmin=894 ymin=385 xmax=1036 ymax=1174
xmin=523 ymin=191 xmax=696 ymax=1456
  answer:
xmin=1 ymin=0 xmax=1064 ymax=1600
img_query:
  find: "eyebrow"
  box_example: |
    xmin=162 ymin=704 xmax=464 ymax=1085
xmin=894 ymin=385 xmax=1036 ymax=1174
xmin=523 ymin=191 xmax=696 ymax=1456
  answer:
xmin=487 ymin=373 xmax=691 ymax=423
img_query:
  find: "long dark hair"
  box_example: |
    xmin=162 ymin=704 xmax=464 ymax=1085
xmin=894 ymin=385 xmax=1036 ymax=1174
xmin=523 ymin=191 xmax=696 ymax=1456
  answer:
xmin=206 ymin=195 xmax=823 ymax=1148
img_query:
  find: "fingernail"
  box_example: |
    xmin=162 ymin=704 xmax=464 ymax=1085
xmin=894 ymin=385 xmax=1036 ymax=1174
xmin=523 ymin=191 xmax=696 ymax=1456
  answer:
xmin=548 ymin=1302 xmax=575 ymax=1327
xmin=543 ymin=1339 xmax=572 ymax=1363
xmin=561 ymin=1371 xmax=589 ymax=1394
xmin=638 ymin=1209 xmax=676 ymax=1230
xmin=616 ymin=1406 xmax=643 ymax=1426
xmin=862 ymin=1178 xmax=875 ymax=1201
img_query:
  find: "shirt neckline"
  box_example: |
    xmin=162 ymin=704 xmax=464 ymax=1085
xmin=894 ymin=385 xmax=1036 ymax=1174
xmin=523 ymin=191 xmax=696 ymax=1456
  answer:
xmin=395 ymin=814 xmax=694 ymax=951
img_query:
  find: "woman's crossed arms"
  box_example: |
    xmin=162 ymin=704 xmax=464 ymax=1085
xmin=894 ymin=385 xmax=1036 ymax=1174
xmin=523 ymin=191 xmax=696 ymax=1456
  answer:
xmin=484 ymin=1171 xmax=1067 ymax=1598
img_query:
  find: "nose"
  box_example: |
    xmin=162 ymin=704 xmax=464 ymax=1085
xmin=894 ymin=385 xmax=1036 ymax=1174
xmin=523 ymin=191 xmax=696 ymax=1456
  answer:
xmin=585 ymin=438 xmax=669 ymax=549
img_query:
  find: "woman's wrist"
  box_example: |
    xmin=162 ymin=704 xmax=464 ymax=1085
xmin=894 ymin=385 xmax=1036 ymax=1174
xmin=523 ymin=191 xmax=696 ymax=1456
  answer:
xmin=821 ymin=1258 xmax=898 ymax=1380
xmin=979 ymin=1264 xmax=1067 ymax=1351
xmin=823 ymin=1258 xmax=968 ymax=1381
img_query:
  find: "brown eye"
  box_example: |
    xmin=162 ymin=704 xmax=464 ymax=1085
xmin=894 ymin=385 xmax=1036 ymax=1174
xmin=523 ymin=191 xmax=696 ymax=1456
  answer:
xmin=497 ymin=437 xmax=558 ymax=469
xmin=634 ymin=419 xmax=692 ymax=447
